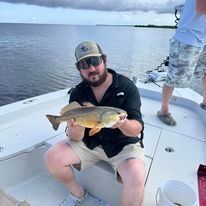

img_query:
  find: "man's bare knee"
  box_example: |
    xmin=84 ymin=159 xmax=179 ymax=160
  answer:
xmin=44 ymin=141 xmax=81 ymax=172
xmin=44 ymin=142 xmax=71 ymax=170
xmin=44 ymin=145 xmax=62 ymax=172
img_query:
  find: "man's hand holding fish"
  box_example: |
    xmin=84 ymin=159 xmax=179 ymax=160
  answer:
xmin=111 ymin=113 xmax=127 ymax=129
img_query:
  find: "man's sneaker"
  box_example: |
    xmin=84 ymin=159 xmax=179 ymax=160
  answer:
xmin=59 ymin=190 xmax=111 ymax=206
xmin=58 ymin=192 xmax=85 ymax=206
xmin=84 ymin=191 xmax=111 ymax=206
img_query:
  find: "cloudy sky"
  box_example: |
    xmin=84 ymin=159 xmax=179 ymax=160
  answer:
xmin=0 ymin=0 xmax=184 ymax=25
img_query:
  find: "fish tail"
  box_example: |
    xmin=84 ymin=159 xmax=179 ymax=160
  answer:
xmin=46 ymin=115 xmax=60 ymax=131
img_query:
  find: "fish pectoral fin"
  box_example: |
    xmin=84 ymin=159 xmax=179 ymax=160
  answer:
xmin=60 ymin=101 xmax=81 ymax=115
xmin=82 ymin=102 xmax=95 ymax=107
xmin=89 ymin=127 xmax=102 ymax=136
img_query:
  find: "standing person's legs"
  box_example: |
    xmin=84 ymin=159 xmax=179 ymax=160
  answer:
xmin=159 ymin=84 xmax=174 ymax=115
xmin=201 ymin=74 xmax=206 ymax=107
xmin=158 ymin=38 xmax=203 ymax=125
xmin=157 ymin=84 xmax=176 ymax=126
xmin=194 ymin=45 xmax=206 ymax=108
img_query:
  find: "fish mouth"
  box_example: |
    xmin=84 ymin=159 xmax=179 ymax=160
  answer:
xmin=119 ymin=113 xmax=127 ymax=120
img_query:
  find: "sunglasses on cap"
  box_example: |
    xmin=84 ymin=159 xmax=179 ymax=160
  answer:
xmin=76 ymin=56 xmax=102 ymax=70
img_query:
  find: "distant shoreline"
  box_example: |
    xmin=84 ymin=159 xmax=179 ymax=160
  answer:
xmin=134 ymin=24 xmax=176 ymax=29
xmin=96 ymin=24 xmax=176 ymax=29
xmin=0 ymin=22 xmax=177 ymax=29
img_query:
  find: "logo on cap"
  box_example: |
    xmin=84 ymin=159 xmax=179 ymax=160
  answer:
xmin=80 ymin=45 xmax=91 ymax=52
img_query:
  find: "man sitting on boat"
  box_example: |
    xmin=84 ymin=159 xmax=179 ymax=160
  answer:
xmin=44 ymin=41 xmax=145 ymax=206
xmin=157 ymin=0 xmax=206 ymax=126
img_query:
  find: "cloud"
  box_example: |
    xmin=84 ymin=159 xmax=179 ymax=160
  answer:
xmin=0 ymin=0 xmax=185 ymax=13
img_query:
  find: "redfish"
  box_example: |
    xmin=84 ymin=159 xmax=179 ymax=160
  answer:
xmin=46 ymin=101 xmax=127 ymax=136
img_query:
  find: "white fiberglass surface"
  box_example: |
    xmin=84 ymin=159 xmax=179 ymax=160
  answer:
xmin=0 ymin=88 xmax=205 ymax=206
xmin=141 ymin=97 xmax=206 ymax=141
xmin=142 ymin=130 xmax=206 ymax=206
xmin=0 ymin=145 xmax=152 ymax=206
xmin=0 ymin=146 xmax=68 ymax=206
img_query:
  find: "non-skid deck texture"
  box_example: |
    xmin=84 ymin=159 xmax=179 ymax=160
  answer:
xmin=0 ymin=96 xmax=206 ymax=206
xmin=141 ymin=97 xmax=206 ymax=206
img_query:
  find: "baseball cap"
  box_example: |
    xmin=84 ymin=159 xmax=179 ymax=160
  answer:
xmin=75 ymin=41 xmax=103 ymax=62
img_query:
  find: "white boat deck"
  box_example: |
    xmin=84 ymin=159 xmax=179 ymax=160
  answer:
xmin=0 ymin=81 xmax=206 ymax=206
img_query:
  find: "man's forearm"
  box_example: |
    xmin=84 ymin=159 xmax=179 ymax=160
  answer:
xmin=118 ymin=119 xmax=143 ymax=137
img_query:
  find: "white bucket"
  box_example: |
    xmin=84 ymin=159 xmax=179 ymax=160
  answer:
xmin=156 ymin=180 xmax=197 ymax=206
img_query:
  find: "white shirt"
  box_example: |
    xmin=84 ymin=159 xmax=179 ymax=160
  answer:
xmin=174 ymin=0 xmax=206 ymax=47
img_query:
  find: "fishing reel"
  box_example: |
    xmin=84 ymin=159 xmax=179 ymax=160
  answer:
xmin=145 ymin=56 xmax=169 ymax=82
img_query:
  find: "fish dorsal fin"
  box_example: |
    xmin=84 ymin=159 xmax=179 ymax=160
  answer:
xmin=82 ymin=102 xmax=95 ymax=107
xmin=60 ymin=101 xmax=81 ymax=115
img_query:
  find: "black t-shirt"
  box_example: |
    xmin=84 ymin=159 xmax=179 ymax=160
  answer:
xmin=69 ymin=69 xmax=144 ymax=158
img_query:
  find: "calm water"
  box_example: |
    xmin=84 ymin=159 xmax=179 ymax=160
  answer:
xmin=0 ymin=23 xmax=203 ymax=106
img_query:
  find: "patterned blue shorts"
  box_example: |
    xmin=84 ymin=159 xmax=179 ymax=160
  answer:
xmin=165 ymin=38 xmax=206 ymax=88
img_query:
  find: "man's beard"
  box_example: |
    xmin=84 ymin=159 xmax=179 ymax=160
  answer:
xmin=81 ymin=69 xmax=108 ymax=87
